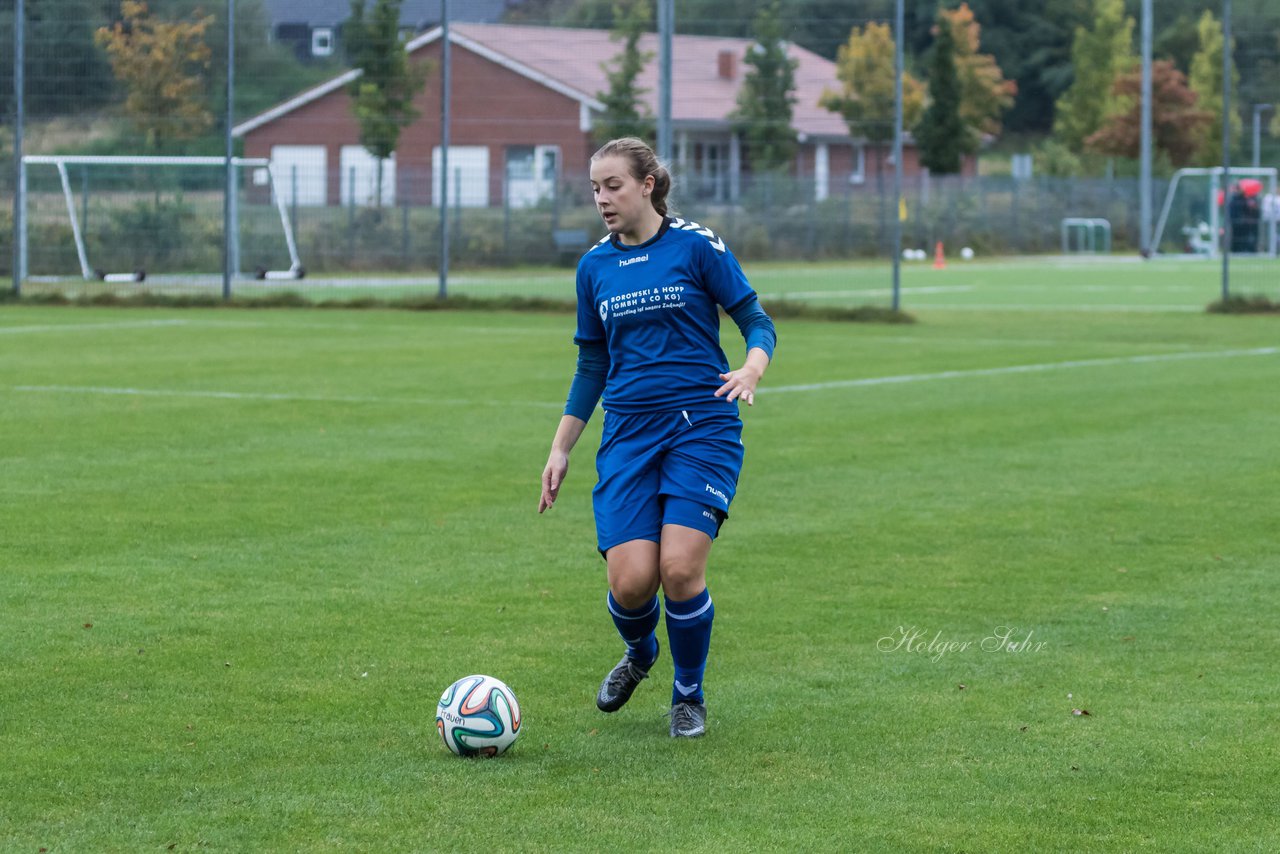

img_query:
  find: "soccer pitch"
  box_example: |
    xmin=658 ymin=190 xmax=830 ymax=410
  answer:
xmin=16 ymin=252 xmax=1277 ymax=311
xmin=304 ymin=252 xmax=1274 ymax=316
xmin=2 ymin=266 xmax=1278 ymax=849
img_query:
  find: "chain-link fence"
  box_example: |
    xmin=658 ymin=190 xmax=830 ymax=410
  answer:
xmin=11 ymin=161 xmax=1170 ymax=272
xmin=3 ymin=1 xmax=1279 ymax=302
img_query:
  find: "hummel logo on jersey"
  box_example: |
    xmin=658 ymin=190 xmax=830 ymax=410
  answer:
xmin=675 ymin=680 xmax=699 ymax=696
xmin=598 ymin=299 xmax=609 ymax=321
xmin=619 ymin=253 xmax=649 ymax=268
xmin=669 ymin=217 xmax=726 ymax=253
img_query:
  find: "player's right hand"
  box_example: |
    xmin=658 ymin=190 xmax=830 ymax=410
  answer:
xmin=539 ymin=451 xmax=569 ymax=513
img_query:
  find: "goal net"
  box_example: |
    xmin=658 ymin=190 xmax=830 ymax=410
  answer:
xmin=1152 ymin=166 xmax=1278 ymax=258
xmin=19 ymin=155 xmax=303 ymax=286
xmin=1151 ymin=166 xmax=1279 ymax=302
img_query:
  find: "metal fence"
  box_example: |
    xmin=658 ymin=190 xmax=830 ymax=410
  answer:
xmin=8 ymin=155 xmax=1170 ymax=275
xmin=3 ymin=2 xmax=1279 ymax=302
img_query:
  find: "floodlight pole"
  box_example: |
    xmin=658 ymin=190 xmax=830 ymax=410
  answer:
xmin=891 ymin=0 xmax=903 ymax=311
xmin=439 ymin=0 xmax=451 ymax=299
xmin=222 ymin=0 xmax=236 ymax=300
xmin=657 ymin=0 xmax=673 ymax=162
xmin=12 ymin=0 xmax=25 ymax=296
xmin=1221 ymin=0 xmax=1232 ymax=302
xmin=1252 ymin=104 xmax=1273 ymax=169
xmin=1139 ymin=0 xmax=1153 ymax=257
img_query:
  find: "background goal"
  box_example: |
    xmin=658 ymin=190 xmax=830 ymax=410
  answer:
xmin=1151 ymin=167 xmax=1278 ymax=259
xmin=18 ymin=155 xmax=303 ymax=287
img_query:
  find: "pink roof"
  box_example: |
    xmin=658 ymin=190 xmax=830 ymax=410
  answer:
xmin=445 ymin=22 xmax=850 ymax=139
xmin=235 ymin=22 xmax=852 ymax=140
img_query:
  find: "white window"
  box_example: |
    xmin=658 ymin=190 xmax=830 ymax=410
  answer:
xmin=814 ymin=143 xmax=830 ymax=202
xmin=433 ymin=146 xmax=490 ymax=208
xmin=505 ymin=145 xmax=560 ymax=209
xmin=848 ymin=145 xmax=867 ymax=186
xmin=339 ymin=145 xmax=396 ymax=207
xmin=507 ymin=146 xmax=535 ymax=181
xmin=311 ymin=27 xmax=334 ymax=58
xmin=271 ymin=145 xmax=327 ymax=207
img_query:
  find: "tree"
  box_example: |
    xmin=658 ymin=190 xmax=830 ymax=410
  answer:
xmin=914 ymin=13 xmax=966 ymax=174
xmin=345 ymin=0 xmax=427 ymax=209
xmin=820 ymin=21 xmax=925 ymax=239
xmin=166 ymin=0 xmax=342 ymax=132
xmin=1188 ymin=11 xmax=1240 ymax=163
xmin=731 ymin=0 xmax=799 ymax=175
xmin=1155 ymin=13 xmax=1201 ymax=73
xmin=1273 ymin=31 xmax=1280 ymax=138
xmin=593 ymin=0 xmax=654 ymax=145
xmin=95 ymin=1 xmax=214 ymax=152
xmin=821 ymin=22 xmax=925 ymax=149
xmin=0 ymin=0 xmax=346 ymax=147
xmin=1085 ymin=60 xmax=1212 ymax=168
xmin=0 ymin=0 xmax=116 ymax=118
xmin=950 ymin=0 xmax=1089 ymax=134
xmin=940 ymin=4 xmax=1015 ymax=146
xmin=1053 ymin=0 xmax=1135 ymax=153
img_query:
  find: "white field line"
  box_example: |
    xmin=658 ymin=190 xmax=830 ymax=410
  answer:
xmin=11 ymin=384 xmax=561 ymax=409
xmin=1 ymin=317 xmax=564 ymax=335
xmin=836 ymin=335 xmax=1201 ymax=349
xmin=768 ymin=347 xmax=1280 ymax=394
xmin=0 ymin=319 xmax=190 ymax=335
xmin=759 ymin=285 xmax=974 ymax=299
xmin=15 ymin=349 xmax=1277 ymax=405
xmin=911 ymin=303 xmax=1202 ymax=313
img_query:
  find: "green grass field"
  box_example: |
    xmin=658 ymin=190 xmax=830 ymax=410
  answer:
xmin=13 ymin=251 xmax=1279 ymax=311
xmin=2 ymin=259 xmax=1279 ymax=850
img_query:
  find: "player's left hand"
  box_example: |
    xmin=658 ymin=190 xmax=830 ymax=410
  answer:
xmin=715 ymin=366 xmax=761 ymax=406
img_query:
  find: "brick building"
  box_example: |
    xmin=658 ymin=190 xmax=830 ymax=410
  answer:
xmin=233 ymin=22 xmax=946 ymax=210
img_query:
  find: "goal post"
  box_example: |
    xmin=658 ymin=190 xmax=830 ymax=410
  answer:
xmin=1151 ymin=166 xmax=1278 ymax=259
xmin=1061 ymin=218 xmax=1112 ymax=254
xmin=18 ymin=154 xmax=304 ymax=285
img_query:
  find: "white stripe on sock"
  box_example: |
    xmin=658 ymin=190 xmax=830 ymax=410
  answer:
xmin=607 ymin=594 xmax=660 ymax=621
xmin=665 ymin=596 xmax=713 ymax=621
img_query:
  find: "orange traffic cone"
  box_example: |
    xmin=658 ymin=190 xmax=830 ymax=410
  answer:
xmin=933 ymin=241 xmax=946 ymax=269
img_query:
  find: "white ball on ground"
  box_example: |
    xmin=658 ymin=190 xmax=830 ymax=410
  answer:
xmin=960 ymin=247 xmax=975 ymax=260
xmin=436 ymin=674 xmax=522 ymax=756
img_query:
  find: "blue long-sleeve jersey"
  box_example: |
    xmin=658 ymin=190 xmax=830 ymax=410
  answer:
xmin=567 ymin=217 xmax=775 ymax=418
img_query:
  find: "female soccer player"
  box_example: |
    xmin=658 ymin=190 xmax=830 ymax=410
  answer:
xmin=538 ymin=137 xmax=776 ymax=738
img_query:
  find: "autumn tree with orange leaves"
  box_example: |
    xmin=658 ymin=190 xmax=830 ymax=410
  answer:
xmin=1085 ymin=60 xmax=1212 ymax=167
xmin=95 ymin=1 xmax=214 ymax=152
xmin=938 ymin=3 xmax=1016 ymax=151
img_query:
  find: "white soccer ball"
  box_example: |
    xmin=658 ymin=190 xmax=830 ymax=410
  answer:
xmin=436 ymin=674 xmax=522 ymax=756
xmin=960 ymin=246 xmax=975 ymax=260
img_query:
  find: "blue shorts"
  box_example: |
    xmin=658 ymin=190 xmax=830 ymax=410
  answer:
xmin=593 ymin=408 xmax=745 ymax=554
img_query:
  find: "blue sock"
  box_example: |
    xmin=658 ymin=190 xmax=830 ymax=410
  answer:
xmin=664 ymin=588 xmax=714 ymax=705
xmin=606 ymin=592 xmax=660 ymax=668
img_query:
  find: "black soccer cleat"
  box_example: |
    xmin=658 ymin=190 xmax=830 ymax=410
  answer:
xmin=669 ymin=701 xmax=707 ymax=738
xmin=596 ymin=651 xmax=655 ymax=713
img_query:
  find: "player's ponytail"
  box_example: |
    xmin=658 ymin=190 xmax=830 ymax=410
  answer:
xmin=649 ymin=165 xmax=672 ymax=217
xmin=592 ymin=137 xmax=674 ymax=217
